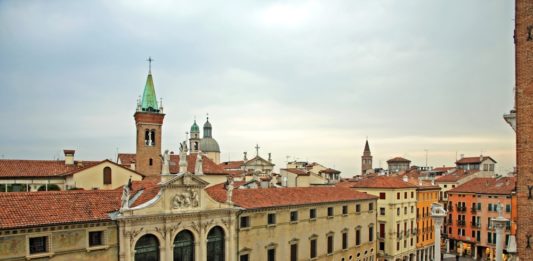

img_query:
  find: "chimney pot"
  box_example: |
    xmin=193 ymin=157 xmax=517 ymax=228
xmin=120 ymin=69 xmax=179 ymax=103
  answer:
xmin=64 ymin=149 xmax=75 ymax=165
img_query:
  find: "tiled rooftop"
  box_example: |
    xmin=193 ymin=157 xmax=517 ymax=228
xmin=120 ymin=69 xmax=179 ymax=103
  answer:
xmin=206 ymin=183 xmax=376 ymax=209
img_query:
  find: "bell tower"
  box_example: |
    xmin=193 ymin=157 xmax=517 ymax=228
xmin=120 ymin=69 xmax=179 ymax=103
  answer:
xmin=189 ymin=119 xmax=201 ymax=153
xmin=134 ymin=57 xmax=165 ymax=176
xmin=361 ymin=139 xmax=372 ymax=175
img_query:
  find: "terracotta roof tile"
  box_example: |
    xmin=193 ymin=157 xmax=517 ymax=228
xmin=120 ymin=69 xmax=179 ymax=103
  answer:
xmin=387 ymin=157 xmax=411 ymax=163
xmin=118 ymin=153 xmax=227 ymax=175
xmin=432 ymin=167 xmax=455 ymax=173
xmin=219 ymin=161 xmax=244 ymax=170
xmin=455 ymin=156 xmax=496 ymax=165
xmin=0 ymin=190 xmax=121 ymax=229
xmin=206 ymin=183 xmax=377 ymax=209
xmin=435 ymin=169 xmax=478 ymax=182
xmin=338 ymin=176 xmax=417 ymax=189
xmin=448 ymin=177 xmax=515 ymax=195
xmin=0 ymin=159 xmax=101 ymax=178
xmin=282 ymin=168 xmax=310 ymax=176
xmin=319 ymin=168 xmax=341 ymax=174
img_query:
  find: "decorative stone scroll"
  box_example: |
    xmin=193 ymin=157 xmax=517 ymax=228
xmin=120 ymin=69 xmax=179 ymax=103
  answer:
xmin=155 ymin=227 xmax=167 ymax=238
xmin=124 ymin=228 xmax=144 ymax=248
xmin=172 ymin=188 xmax=200 ymax=209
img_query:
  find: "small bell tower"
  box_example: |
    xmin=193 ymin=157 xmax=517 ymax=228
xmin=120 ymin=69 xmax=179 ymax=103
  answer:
xmin=189 ymin=119 xmax=200 ymax=153
xmin=361 ymin=139 xmax=373 ymax=175
xmin=134 ymin=57 xmax=165 ymax=176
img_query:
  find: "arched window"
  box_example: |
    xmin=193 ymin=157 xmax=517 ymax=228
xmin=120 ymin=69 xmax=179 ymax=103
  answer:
xmin=145 ymin=129 xmax=150 ymax=145
xmin=134 ymin=234 xmax=160 ymax=261
xmin=173 ymin=230 xmax=194 ymax=261
xmin=150 ymin=130 xmax=156 ymax=146
xmin=149 ymin=158 xmax=153 ymax=166
xmin=37 ymin=184 xmax=61 ymax=191
xmin=103 ymin=167 xmax=112 ymax=185
xmin=207 ymin=226 xmax=225 ymax=261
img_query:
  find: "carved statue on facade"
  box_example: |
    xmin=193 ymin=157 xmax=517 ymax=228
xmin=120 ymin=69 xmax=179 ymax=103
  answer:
xmin=179 ymin=141 xmax=188 ymax=154
xmin=226 ymin=176 xmax=234 ymax=204
xmin=195 ymin=151 xmax=203 ymax=175
xmin=172 ymin=188 xmax=199 ymax=209
xmin=120 ymin=178 xmax=132 ymax=210
xmin=161 ymin=149 xmax=170 ymax=175
xmin=497 ymin=201 xmax=504 ymax=218
xmin=431 ymin=202 xmax=446 ymax=216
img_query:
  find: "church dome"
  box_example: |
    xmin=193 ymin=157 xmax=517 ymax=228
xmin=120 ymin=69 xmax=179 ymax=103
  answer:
xmin=199 ymin=137 xmax=220 ymax=152
xmin=190 ymin=120 xmax=200 ymax=133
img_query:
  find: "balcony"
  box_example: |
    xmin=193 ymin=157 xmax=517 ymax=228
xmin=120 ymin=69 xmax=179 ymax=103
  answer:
xmin=471 ymin=207 xmax=477 ymax=214
xmin=448 ymin=205 xmax=453 ymax=212
xmin=456 ymin=205 xmax=467 ymax=213
xmin=412 ymin=228 xmax=417 ymax=235
xmin=470 ymin=221 xmax=480 ymax=228
xmin=397 ymin=231 xmax=403 ymax=240
xmin=457 ymin=220 xmax=466 ymax=227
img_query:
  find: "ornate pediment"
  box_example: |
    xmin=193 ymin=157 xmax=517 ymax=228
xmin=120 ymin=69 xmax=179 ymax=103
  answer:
xmin=244 ymin=156 xmax=274 ymax=167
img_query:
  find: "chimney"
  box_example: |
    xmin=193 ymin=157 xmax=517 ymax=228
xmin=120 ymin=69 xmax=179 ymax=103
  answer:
xmin=460 ymin=154 xmax=464 ymax=159
xmin=64 ymin=150 xmax=75 ymax=165
xmin=130 ymin=160 xmax=136 ymax=171
xmin=402 ymin=175 xmax=408 ymax=182
xmin=268 ymin=153 xmax=272 ymax=162
xmin=243 ymin=152 xmax=248 ymax=161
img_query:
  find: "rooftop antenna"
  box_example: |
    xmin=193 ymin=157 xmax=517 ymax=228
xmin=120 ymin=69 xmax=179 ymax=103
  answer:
xmin=424 ymin=149 xmax=428 ymax=167
xmin=146 ymin=56 xmax=154 ymax=74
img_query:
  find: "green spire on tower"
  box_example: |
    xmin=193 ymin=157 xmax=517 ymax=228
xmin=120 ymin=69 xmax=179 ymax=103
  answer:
xmin=141 ymin=57 xmax=159 ymax=112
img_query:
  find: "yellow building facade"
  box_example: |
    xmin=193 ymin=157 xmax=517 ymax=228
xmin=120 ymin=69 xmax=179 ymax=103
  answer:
xmin=237 ymin=198 xmax=377 ymax=261
xmin=341 ymin=176 xmax=418 ymax=261
xmin=415 ymin=185 xmax=440 ymax=261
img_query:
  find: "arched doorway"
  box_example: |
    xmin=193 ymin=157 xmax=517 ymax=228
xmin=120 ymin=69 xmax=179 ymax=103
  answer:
xmin=173 ymin=230 xmax=194 ymax=261
xmin=207 ymin=226 xmax=225 ymax=261
xmin=134 ymin=234 xmax=160 ymax=261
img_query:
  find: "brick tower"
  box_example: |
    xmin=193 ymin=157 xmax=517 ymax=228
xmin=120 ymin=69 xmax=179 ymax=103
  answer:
xmin=515 ymin=0 xmax=533 ymax=259
xmin=361 ymin=139 xmax=372 ymax=175
xmin=134 ymin=59 xmax=165 ymax=176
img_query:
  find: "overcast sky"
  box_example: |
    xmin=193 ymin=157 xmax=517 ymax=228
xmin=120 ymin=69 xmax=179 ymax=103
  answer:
xmin=0 ymin=0 xmax=516 ymax=176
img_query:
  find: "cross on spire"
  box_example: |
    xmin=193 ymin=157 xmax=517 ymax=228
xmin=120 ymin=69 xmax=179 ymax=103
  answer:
xmin=147 ymin=56 xmax=154 ymax=74
xmin=255 ymin=144 xmax=260 ymax=156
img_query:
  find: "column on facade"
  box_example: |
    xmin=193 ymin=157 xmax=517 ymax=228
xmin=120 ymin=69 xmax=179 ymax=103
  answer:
xmin=164 ymin=226 xmax=172 ymax=261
